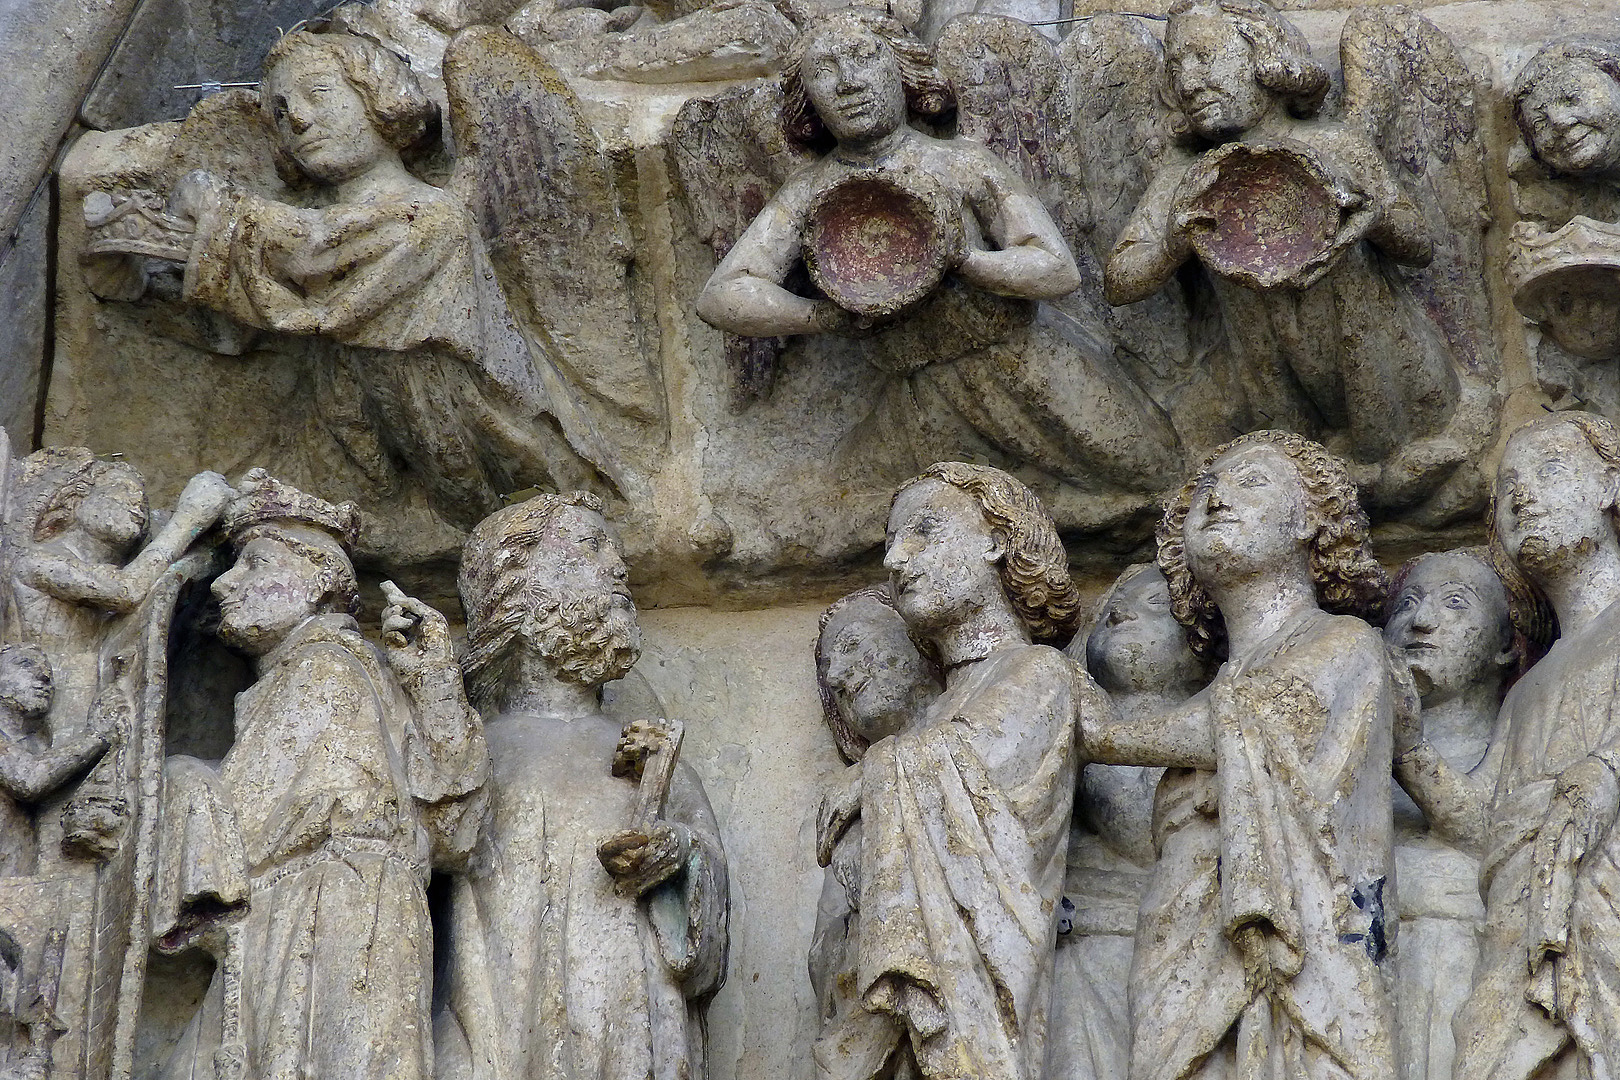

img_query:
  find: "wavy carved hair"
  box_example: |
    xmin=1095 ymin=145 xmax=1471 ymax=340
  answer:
xmin=262 ymin=29 xmax=437 ymax=182
xmin=1157 ymin=430 xmax=1387 ymax=661
xmin=1511 ymin=37 xmax=1620 ymax=168
xmin=896 ymin=463 xmax=1082 ymax=646
xmin=781 ymin=8 xmax=954 ymax=153
xmin=459 ymin=492 xmax=609 ymax=711
xmin=33 ymin=457 xmax=148 ymax=544
xmin=1486 ymin=411 xmax=1620 ymax=652
xmin=1163 ymin=0 xmax=1329 ymax=143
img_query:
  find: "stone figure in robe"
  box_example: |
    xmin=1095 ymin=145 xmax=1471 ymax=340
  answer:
xmin=1082 ymin=429 xmax=1399 ymax=1080
xmin=812 ymin=461 xmax=1088 ymax=1080
xmin=153 ymin=473 xmax=489 ymax=1080
xmin=1384 ymin=549 xmax=1547 ymax=1080
xmin=1104 ymin=0 xmax=1497 ymax=518
xmin=809 ymin=584 xmax=941 ymax=1031
xmin=1050 ymin=564 xmax=1208 ymax=1080
xmin=435 ymin=492 xmax=729 ymax=1080
xmin=1450 ymin=412 xmax=1620 ymax=1080
xmin=695 ymin=9 xmax=1181 ymax=505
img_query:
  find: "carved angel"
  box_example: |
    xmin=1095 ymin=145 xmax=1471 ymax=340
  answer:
xmin=1102 ymin=0 xmax=1499 ymax=521
xmin=72 ymin=11 xmax=656 ymax=564
xmin=687 ymin=9 xmax=1183 ymax=520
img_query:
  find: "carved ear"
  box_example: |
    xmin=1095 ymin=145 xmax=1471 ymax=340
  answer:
xmin=983 ymin=530 xmax=1006 ymax=565
xmin=1605 ymin=466 xmax=1620 ymax=514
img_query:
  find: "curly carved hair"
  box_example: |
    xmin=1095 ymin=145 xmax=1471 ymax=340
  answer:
xmin=1163 ymin=0 xmax=1329 ymax=143
xmin=1511 ymin=37 xmax=1620 ymax=169
xmin=263 ymin=28 xmax=437 ymax=179
xmin=1157 ymin=430 xmax=1387 ymax=661
xmin=1486 ymin=411 xmax=1620 ymax=651
xmin=32 ymin=455 xmax=148 ymax=544
xmin=895 ymin=462 xmax=1083 ymax=645
xmin=781 ymin=8 xmax=954 ymax=153
xmin=459 ymin=492 xmax=620 ymax=710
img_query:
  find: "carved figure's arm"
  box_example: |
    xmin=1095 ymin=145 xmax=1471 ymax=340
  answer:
xmin=644 ymin=764 xmax=729 ymax=999
xmin=0 ymin=734 xmax=109 ymax=803
xmin=1363 ymin=180 xmax=1433 ymax=267
xmin=696 ymin=175 xmax=848 ymax=337
xmin=1103 ymin=158 xmax=1194 ymax=306
xmin=1081 ymin=679 xmax=1216 ymax=768
xmin=958 ymin=146 xmax=1081 ymax=299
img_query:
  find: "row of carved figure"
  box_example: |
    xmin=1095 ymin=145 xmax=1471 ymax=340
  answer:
xmin=0 ymin=408 xmax=1615 ymax=1079
xmin=61 ymin=0 xmax=1620 ymax=571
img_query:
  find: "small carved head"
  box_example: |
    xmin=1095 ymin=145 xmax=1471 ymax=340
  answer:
xmin=1490 ymin=412 xmax=1620 ymax=611
xmin=1082 ymin=563 xmax=1207 ymax=696
xmin=1384 ymin=549 xmax=1536 ymax=702
xmin=460 ymin=493 xmax=641 ymax=711
xmin=214 ymin=473 xmax=361 ymax=656
xmin=782 ymin=9 xmax=954 ymax=152
xmin=261 ymin=28 xmax=436 ymax=185
xmin=1162 ymin=0 xmax=1328 ymax=143
xmin=816 ymin=584 xmax=940 ymax=764
xmin=1513 ymin=38 xmax=1620 ymax=178
xmin=32 ymin=454 xmax=149 ymax=553
xmin=0 ymin=645 xmax=52 ymax=721
xmin=885 ymin=462 xmax=1081 ymax=646
xmin=1159 ymin=430 xmax=1386 ymax=660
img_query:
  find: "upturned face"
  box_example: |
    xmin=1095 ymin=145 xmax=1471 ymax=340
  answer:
xmin=820 ymin=598 xmax=933 ymax=744
xmin=212 ymin=536 xmax=327 ymax=656
xmin=1494 ymin=422 xmax=1620 ymax=581
xmin=0 ymin=655 xmax=52 ymax=719
xmin=1521 ymin=61 xmax=1620 ymax=177
xmin=1086 ymin=567 xmax=1197 ymax=694
xmin=1384 ymin=554 xmax=1512 ymax=700
xmin=77 ymin=469 xmax=147 ymax=550
xmin=801 ymin=23 xmax=908 ymax=147
xmin=263 ymin=47 xmax=391 ymax=185
xmin=885 ymin=479 xmax=1003 ymax=636
xmin=1165 ymin=9 xmax=1273 ymax=141
xmin=1183 ymin=443 xmax=1311 ymax=585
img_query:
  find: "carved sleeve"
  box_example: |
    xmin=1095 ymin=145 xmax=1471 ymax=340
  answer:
xmin=645 ymin=762 xmax=729 ymax=999
xmin=398 ymin=666 xmax=490 ymax=871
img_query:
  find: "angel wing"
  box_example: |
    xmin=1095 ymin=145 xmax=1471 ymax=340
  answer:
xmin=1341 ymin=7 xmax=1494 ymax=376
xmin=671 ymin=79 xmax=813 ymax=405
xmin=444 ymin=26 xmax=663 ymax=422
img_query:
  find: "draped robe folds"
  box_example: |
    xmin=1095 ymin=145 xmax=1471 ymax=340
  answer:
xmin=814 ymin=644 xmax=1084 ymax=1080
xmin=155 ymin=614 xmax=488 ymax=1080
xmin=434 ymin=711 xmax=728 ymax=1080
xmin=1452 ymin=599 xmax=1620 ymax=1080
xmin=182 ymin=184 xmax=626 ymax=527
xmin=1128 ymin=611 xmax=1398 ymax=1080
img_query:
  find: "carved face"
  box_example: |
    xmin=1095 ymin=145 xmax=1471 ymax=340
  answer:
xmin=800 ymin=22 xmax=908 ymax=147
xmin=1183 ymin=443 xmax=1311 ymax=585
xmin=77 ymin=467 xmax=147 ymax=550
xmin=1384 ymin=554 xmax=1512 ymax=700
xmin=819 ymin=597 xmax=933 ymax=745
xmin=1086 ymin=567 xmax=1197 ymax=694
xmin=213 ymin=536 xmax=327 ymax=656
xmin=533 ymin=505 xmax=635 ymax=616
xmin=1521 ymin=61 xmax=1620 ymax=176
xmin=262 ymin=46 xmax=391 ymax=185
xmin=0 ymin=652 xmax=52 ymax=720
xmin=1165 ymin=9 xmax=1272 ymax=140
xmin=885 ymin=479 xmax=1003 ymax=636
xmin=1495 ymin=421 xmax=1620 ymax=580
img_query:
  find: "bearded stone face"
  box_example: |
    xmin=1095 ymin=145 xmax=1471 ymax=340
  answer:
xmin=524 ymin=586 xmax=642 ymax=687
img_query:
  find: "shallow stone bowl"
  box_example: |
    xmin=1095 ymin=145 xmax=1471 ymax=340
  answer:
xmin=804 ymin=172 xmax=956 ymax=320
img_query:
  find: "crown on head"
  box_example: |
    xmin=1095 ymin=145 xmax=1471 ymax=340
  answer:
xmin=221 ymin=469 xmax=360 ymax=549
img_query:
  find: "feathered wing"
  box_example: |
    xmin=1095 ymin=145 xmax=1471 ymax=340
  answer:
xmin=1341 ymin=6 xmax=1495 ymax=377
xmin=670 ymin=79 xmax=812 ymax=406
xmin=444 ymin=25 xmax=663 ymax=422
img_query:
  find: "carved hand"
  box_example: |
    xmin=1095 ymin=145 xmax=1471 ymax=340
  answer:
xmin=815 ymin=764 xmax=861 ymax=868
xmin=168 ymin=169 xmax=227 ymax=229
xmin=597 ymin=822 xmax=693 ymax=896
xmin=379 ymin=581 xmax=456 ymax=683
xmin=174 ymin=470 xmax=237 ymax=525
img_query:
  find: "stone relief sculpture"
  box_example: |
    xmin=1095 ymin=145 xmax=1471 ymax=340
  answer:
xmin=1081 ymin=430 xmax=1399 ymax=1080
xmin=690 ymin=10 xmax=1183 ymax=516
xmin=1383 ymin=548 xmax=1549 ymax=1080
xmin=436 ymin=493 xmax=728 ymax=1080
xmin=63 ymin=13 xmax=660 ymax=567
xmin=1050 ymin=564 xmax=1208 ymax=1080
xmin=1505 ymin=39 xmax=1620 ymax=415
xmin=1104 ymin=0 xmax=1498 ymax=521
xmin=809 ymin=585 xmax=940 ymax=1031
xmin=812 ymin=461 xmax=1088 ymax=1080
xmin=1450 ymin=412 xmax=1620 ymax=1079
xmin=150 ymin=472 xmax=488 ymax=1080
